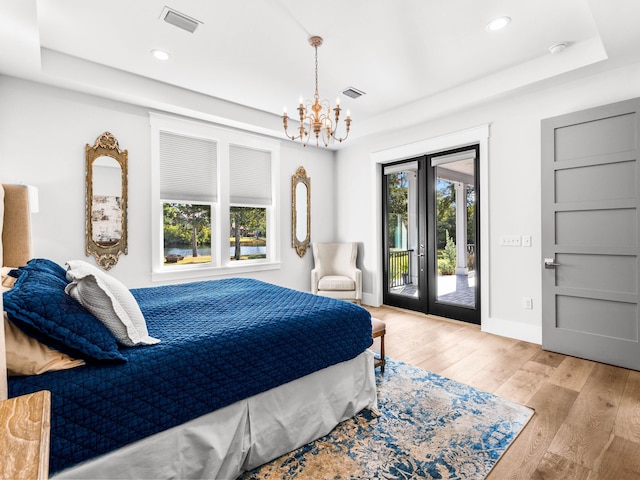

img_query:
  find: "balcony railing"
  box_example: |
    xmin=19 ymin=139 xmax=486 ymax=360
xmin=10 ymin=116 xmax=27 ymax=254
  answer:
xmin=389 ymin=249 xmax=413 ymax=288
xmin=389 ymin=245 xmax=476 ymax=288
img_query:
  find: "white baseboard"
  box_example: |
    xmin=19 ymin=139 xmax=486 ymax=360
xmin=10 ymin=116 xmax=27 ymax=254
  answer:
xmin=482 ymin=316 xmax=542 ymax=345
xmin=360 ymin=294 xmax=541 ymax=345
xmin=361 ymin=293 xmax=379 ymax=307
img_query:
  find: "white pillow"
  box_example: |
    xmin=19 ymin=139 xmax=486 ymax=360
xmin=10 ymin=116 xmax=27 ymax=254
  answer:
xmin=65 ymin=260 xmax=160 ymax=347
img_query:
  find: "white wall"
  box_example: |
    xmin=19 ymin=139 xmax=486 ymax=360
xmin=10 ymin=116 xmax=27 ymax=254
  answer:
xmin=0 ymin=76 xmax=335 ymax=290
xmin=336 ymin=60 xmax=640 ymax=344
xmin=4 ymin=59 xmax=640 ymax=345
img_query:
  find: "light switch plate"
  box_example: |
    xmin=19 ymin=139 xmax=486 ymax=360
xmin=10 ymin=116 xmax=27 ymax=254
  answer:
xmin=500 ymin=235 xmax=521 ymax=246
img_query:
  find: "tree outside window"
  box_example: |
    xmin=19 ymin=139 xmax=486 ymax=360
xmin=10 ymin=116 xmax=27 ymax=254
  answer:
xmin=387 ymin=172 xmax=408 ymax=249
xmin=229 ymin=206 xmax=266 ymax=261
xmin=163 ymin=202 xmax=211 ymax=265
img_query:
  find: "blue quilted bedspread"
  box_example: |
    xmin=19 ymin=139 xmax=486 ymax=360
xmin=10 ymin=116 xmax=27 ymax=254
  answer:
xmin=8 ymin=278 xmax=373 ymax=475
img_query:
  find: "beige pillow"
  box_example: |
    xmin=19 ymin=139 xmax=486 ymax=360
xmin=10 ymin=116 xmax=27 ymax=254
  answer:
xmin=3 ymin=268 xmax=86 ymax=375
xmin=4 ymin=313 xmax=86 ymax=376
xmin=1 ymin=266 xmax=16 ymax=292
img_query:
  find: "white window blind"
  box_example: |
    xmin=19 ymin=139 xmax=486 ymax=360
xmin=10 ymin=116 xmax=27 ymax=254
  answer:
xmin=229 ymin=145 xmax=272 ymax=205
xmin=430 ymin=149 xmax=476 ymax=167
xmin=384 ymin=160 xmax=418 ymax=175
xmin=160 ymin=131 xmax=217 ymax=202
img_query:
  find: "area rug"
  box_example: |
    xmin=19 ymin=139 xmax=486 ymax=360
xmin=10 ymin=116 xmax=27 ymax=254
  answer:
xmin=239 ymin=358 xmax=533 ymax=479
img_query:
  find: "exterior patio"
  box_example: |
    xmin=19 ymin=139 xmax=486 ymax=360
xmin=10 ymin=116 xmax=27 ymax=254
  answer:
xmin=389 ymin=272 xmax=476 ymax=308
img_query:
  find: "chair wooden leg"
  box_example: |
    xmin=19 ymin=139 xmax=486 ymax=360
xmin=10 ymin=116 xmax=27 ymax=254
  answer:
xmin=371 ymin=318 xmax=387 ymax=374
xmin=380 ymin=332 xmax=386 ymax=374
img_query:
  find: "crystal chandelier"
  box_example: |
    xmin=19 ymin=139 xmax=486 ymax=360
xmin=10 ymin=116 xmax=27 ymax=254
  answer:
xmin=282 ymin=36 xmax=351 ymax=147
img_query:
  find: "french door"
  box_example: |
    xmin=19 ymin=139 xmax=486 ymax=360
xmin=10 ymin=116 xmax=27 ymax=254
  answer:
xmin=382 ymin=146 xmax=480 ymax=324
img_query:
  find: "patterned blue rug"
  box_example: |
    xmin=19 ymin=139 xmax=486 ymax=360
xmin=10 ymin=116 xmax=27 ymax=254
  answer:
xmin=240 ymin=358 xmax=533 ymax=479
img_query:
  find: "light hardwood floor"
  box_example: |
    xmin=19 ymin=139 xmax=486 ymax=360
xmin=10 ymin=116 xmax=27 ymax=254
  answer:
xmin=365 ymin=305 xmax=640 ymax=480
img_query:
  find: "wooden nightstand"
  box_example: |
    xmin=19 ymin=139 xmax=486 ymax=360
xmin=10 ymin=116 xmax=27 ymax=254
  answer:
xmin=0 ymin=390 xmax=51 ymax=480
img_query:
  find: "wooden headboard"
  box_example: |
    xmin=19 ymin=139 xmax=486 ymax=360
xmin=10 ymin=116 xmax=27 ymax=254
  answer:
xmin=0 ymin=184 xmax=34 ymax=400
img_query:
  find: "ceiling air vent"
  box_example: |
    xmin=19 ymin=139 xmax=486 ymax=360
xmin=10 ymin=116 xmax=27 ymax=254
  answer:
xmin=342 ymin=87 xmax=366 ymax=99
xmin=160 ymin=7 xmax=202 ymax=33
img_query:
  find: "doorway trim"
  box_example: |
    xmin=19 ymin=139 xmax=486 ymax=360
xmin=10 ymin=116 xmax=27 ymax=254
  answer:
xmin=370 ymin=124 xmax=490 ymax=325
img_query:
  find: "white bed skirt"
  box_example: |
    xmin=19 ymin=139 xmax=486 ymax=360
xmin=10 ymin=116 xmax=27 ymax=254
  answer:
xmin=54 ymin=350 xmax=377 ymax=480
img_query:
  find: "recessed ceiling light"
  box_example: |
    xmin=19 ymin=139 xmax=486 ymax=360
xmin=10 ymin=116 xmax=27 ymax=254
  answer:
xmin=548 ymin=43 xmax=568 ymax=55
xmin=151 ymin=49 xmax=170 ymax=61
xmin=486 ymin=16 xmax=511 ymax=32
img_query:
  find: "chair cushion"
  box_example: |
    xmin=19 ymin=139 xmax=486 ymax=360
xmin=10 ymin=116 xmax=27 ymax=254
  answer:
xmin=371 ymin=317 xmax=386 ymax=335
xmin=318 ymin=275 xmax=355 ymax=291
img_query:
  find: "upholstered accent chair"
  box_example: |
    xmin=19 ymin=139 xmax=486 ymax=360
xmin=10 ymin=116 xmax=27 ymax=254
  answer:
xmin=311 ymin=242 xmax=362 ymax=303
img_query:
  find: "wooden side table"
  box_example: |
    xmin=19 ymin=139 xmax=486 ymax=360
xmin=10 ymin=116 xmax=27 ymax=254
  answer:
xmin=0 ymin=390 xmax=51 ymax=480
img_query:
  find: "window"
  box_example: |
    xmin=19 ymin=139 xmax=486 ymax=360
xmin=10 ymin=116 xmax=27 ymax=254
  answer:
xmin=150 ymin=113 xmax=280 ymax=281
xmin=230 ymin=206 xmax=266 ymax=261
xmin=159 ymin=131 xmax=216 ymax=267
xmin=229 ymin=144 xmax=271 ymax=262
xmin=164 ymin=202 xmax=212 ymax=265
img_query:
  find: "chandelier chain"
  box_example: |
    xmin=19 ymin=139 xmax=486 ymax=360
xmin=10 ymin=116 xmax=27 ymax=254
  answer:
xmin=314 ymin=44 xmax=319 ymax=100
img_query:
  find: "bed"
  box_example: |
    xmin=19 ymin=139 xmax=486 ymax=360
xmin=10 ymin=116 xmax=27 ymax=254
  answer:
xmin=0 ymin=184 xmax=377 ymax=479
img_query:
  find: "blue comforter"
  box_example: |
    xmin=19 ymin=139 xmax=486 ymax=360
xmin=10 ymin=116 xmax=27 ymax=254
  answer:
xmin=8 ymin=278 xmax=373 ymax=475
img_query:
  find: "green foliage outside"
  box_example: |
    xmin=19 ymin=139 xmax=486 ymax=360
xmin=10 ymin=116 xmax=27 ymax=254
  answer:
xmin=436 ymin=181 xmax=456 ymax=249
xmin=230 ymin=206 xmax=267 ymax=260
xmin=163 ymin=203 xmax=211 ymax=261
xmin=386 ymin=172 xmax=476 ymax=279
xmin=386 ymin=173 xmax=408 ymax=248
xmin=435 ymin=180 xmax=475 ymax=248
xmin=436 ymin=179 xmax=475 ymax=273
xmin=163 ymin=203 xmax=268 ymax=264
xmin=438 ymin=230 xmax=457 ymax=275
xmin=165 ymin=255 xmax=212 ymax=265
xmin=387 ymin=174 xmax=475 ymax=251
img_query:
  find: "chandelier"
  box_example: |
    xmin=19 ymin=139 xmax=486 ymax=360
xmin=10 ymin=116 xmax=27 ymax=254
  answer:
xmin=282 ymin=36 xmax=351 ymax=147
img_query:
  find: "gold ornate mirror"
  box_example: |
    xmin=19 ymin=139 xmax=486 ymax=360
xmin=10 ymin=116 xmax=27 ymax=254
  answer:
xmin=85 ymin=132 xmax=128 ymax=270
xmin=292 ymin=166 xmax=311 ymax=257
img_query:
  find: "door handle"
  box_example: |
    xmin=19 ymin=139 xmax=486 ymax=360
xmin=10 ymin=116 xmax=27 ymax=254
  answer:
xmin=416 ymin=253 xmax=425 ymax=257
xmin=544 ymin=258 xmax=560 ymax=269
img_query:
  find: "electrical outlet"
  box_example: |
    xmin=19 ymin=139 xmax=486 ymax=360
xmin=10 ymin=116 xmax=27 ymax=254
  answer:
xmin=500 ymin=235 xmax=521 ymax=246
xmin=523 ymin=297 xmax=533 ymax=309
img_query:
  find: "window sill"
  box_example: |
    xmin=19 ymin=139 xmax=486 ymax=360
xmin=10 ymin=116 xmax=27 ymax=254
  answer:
xmin=151 ymin=261 xmax=281 ymax=283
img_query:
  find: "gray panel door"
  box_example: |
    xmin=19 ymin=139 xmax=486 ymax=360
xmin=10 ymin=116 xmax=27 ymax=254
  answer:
xmin=541 ymin=97 xmax=640 ymax=370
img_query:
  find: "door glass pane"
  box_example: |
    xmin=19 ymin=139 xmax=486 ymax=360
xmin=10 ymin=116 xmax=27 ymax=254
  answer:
xmin=435 ymin=158 xmax=476 ymax=308
xmin=385 ymin=167 xmax=419 ymax=298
